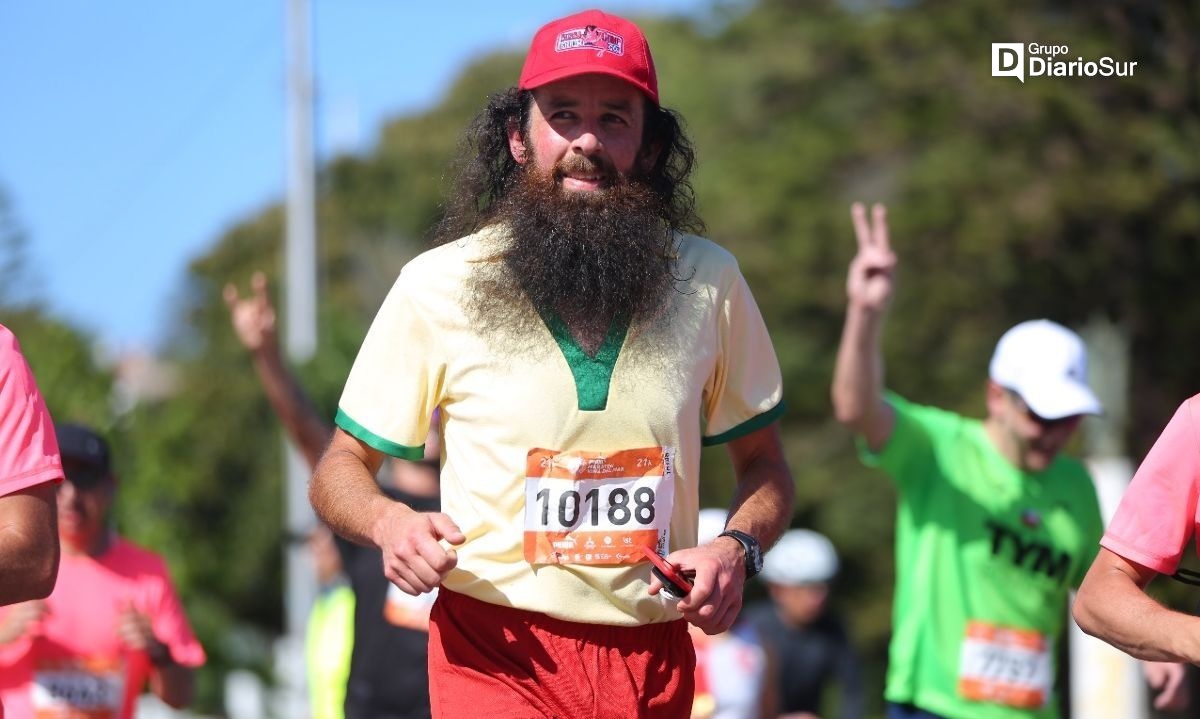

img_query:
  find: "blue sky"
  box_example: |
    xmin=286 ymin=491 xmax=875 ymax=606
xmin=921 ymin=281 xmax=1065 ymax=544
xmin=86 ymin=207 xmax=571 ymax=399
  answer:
xmin=0 ymin=1 xmax=707 ymax=352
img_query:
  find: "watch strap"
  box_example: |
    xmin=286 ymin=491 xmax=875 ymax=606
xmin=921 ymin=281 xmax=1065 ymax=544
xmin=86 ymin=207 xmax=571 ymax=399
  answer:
xmin=718 ymin=529 xmax=763 ymax=579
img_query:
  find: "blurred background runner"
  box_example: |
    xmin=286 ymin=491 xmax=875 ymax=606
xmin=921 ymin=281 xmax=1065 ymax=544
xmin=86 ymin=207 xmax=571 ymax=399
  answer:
xmin=831 ymin=202 xmax=1185 ymax=719
xmin=691 ymin=508 xmax=775 ymax=719
xmin=0 ymin=423 xmax=206 ymax=719
xmin=745 ymin=528 xmax=863 ymax=719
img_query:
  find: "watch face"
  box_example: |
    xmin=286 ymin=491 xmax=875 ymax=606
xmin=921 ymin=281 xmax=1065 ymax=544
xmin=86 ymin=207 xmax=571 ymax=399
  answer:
xmin=750 ymin=547 xmax=764 ymax=573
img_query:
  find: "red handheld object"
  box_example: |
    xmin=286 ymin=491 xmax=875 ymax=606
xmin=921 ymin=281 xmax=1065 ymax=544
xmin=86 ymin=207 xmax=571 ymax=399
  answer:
xmin=639 ymin=545 xmax=693 ymax=599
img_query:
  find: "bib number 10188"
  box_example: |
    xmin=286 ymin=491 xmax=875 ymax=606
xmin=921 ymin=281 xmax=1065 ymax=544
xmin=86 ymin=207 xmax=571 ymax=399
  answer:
xmin=523 ymin=447 xmax=674 ymax=565
xmin=534 ymin=485 xmax=656 ymax=528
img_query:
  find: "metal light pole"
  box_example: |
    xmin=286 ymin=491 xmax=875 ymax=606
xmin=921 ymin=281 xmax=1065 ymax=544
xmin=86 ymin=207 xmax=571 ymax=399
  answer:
xmin=280 ymin=0 xmax=317 ymax=715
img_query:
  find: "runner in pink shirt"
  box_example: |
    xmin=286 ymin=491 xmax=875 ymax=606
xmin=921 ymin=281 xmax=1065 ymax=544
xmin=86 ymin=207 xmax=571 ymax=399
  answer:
xmin=0 ymin=325 xmax=65 ymax=719
xmin=0 ymin=423 xmax=205 ymax=719
xmin=1074 ymin=394 xmax=1200 ymax=667
xmin=0 ymin=323 xmax=62 ymax=607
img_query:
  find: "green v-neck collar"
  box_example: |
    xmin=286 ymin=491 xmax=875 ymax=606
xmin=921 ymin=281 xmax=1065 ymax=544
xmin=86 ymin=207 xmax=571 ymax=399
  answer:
xmin=541 ymin=310 xmax=630 ymax=411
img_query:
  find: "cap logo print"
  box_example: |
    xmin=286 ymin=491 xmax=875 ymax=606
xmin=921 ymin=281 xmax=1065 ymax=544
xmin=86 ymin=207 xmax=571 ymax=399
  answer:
xmin=555 ymin=25 xmax=624 ymax=56
xmin=520 ymin=12 xmax=659 ymax=105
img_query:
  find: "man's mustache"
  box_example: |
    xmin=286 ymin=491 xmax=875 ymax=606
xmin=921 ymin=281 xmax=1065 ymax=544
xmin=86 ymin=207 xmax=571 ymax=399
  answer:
xmin=553 ymin=154 xmax=618 ymax=185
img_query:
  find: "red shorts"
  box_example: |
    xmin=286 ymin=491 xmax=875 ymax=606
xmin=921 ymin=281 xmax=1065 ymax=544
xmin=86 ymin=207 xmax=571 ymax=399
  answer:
xmin=428 ymin=589 xmax=695 ymax=719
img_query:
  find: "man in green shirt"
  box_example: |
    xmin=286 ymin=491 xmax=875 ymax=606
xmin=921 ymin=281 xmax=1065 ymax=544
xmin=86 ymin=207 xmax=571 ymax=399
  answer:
xmin=830 ymin=203 xmax=1185 ymax=719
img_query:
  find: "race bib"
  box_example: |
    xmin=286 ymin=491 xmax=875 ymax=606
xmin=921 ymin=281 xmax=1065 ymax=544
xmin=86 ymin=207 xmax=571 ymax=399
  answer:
xmin=523 ymin=447 xmax=674 ymax=565
xmin=32 ymin=656 xmax=125 ymax=719
xmin=958 ymin=620 xmax=1052 ymax=709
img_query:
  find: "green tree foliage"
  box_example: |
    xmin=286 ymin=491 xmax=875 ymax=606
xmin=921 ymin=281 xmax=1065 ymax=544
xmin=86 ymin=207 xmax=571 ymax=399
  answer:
xmin=26 ymin=1 xmax=1192 ymax=713
xmin=0 ymin=186 xmax=112 ymax=426
xmin=0 ymin=187 xmax=34 ymax=308
xmin=2 ymin=308 xmax=113 ymax=430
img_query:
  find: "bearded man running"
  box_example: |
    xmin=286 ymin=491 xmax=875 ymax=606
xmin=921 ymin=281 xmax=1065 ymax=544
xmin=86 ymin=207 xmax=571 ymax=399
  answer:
xmin=310 ymin=10 xmax=794 ymax=718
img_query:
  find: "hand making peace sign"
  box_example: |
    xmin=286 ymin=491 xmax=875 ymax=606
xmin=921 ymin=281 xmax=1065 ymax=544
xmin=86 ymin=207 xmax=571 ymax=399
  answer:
xmin=847 ymin=202 xmax=897 ymax=312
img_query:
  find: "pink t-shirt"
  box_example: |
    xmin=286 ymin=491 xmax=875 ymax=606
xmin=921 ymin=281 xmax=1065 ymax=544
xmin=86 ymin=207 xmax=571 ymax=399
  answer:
xmin=1101 ymin=394 xmax=1200 ymax=574
xmin=0 ymin=538 xmax=206 ymax=719
xmin=0 ymin=325 xmax=63 ymax=497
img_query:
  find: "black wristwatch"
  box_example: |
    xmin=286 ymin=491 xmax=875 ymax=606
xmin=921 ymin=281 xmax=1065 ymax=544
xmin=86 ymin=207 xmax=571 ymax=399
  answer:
xmin=718 ymin=529 xmax=763 ymax=579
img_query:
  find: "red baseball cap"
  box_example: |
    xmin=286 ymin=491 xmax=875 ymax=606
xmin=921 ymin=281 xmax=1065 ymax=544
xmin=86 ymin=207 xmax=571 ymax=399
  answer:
xmin=518 ymin=9 xmax=659 ymax=106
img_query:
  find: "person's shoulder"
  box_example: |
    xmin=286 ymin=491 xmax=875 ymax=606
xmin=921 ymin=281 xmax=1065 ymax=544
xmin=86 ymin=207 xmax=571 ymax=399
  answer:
xmin=672 ymin=234 xmax=751 ymax=302
xmin=1043 ymin=453 xmax=1100 ymax=510
xmin=1182 ymin=393 xmax=1200 ymax=421
xmin=674 ymin=233 xmax=739 ymax=273
xmin=107 ymin=536 xmax=172 ymax=576
xmin=741 ymin=599 xmax=781 ymax=629
xmin=875 ymin=394 xmax=979 ymax=460
xmin=811 ymin=609 xmax=852 ymax=637
xmin=405 ymin=227 xmax=504 ymax=271
xmin=1048 ymin=453 xmax=1096 ymax=484
xmin=398 ymin=242 xmax=463 ymax=282
xmin=0 ymin=324 xmax=21 ymax=367
xmin=886 ymin=392 xmax=969 ymax=428
xmin=392 ymin=228 xmax=503 ymax=300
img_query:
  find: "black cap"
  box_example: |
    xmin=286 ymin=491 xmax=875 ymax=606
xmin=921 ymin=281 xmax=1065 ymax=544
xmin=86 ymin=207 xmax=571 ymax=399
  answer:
xmin=55 ymin=423 xmax=112 ymax=487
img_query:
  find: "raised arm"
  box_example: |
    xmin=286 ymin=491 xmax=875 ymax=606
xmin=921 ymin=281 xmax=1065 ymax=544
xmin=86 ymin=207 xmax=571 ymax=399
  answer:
xmin=224 ymin=272 xmax=332 ymax=469
xmin=831 ymin=202 xmax=897 ymax=452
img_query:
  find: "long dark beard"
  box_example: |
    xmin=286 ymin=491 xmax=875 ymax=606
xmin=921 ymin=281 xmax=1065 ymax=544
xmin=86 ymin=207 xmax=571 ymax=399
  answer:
xmin=465 ymin=159 xmax=679 ymax=353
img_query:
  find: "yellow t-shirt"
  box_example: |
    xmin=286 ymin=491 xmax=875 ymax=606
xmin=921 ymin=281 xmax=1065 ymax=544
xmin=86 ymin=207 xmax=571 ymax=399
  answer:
xmin=336 ymin=229 xmax=784 ymax=626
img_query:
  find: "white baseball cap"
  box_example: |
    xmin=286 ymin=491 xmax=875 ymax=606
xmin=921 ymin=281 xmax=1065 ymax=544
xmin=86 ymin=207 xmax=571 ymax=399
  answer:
xmin=760 ymin=529 xmax=839 ymax=586
xmin=988 ymin=319 xmax=1102 ymax=420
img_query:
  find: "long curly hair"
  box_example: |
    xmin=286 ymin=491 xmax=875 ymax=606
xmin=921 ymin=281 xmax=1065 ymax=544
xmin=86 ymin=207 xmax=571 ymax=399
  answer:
xmin=432 ymin=87 xmax=704 ymax=245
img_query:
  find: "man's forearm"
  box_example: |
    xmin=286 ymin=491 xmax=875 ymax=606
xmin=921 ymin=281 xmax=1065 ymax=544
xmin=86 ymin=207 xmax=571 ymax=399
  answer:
xmin=1075 ymin=551 xmax=1200 ymax=663
xmin=725 ymin=429 xmax=794 ymax=551
xmin=1077 ymin=588 xmax=1200 ymax=662
xmin=832 ymin=304 xmax=886 ymax=429
xmin=309 ymin=436 xmax=395 ymax=548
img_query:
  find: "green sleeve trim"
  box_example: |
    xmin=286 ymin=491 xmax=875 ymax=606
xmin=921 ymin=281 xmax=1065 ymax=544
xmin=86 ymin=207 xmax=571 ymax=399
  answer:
xmin=702 ymin=401 xmax=787 ymax=446
xmin=335 ymin=408 xmax=426 ymax=460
